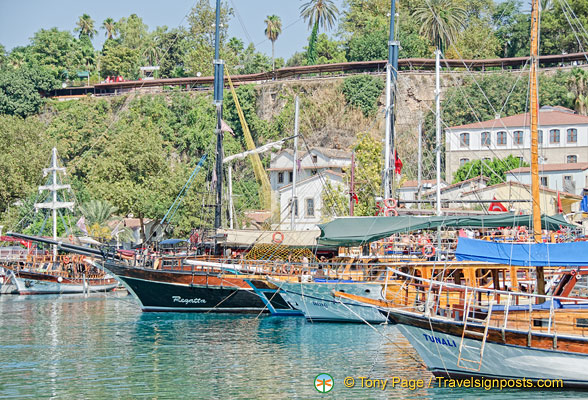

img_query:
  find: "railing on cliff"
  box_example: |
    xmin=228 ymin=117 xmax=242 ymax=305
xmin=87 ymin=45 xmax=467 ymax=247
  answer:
xmin=49 ymin=52 xmax=588 ymax=98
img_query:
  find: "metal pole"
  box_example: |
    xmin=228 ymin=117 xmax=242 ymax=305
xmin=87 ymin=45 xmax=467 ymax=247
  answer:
xmin=417 ymin=120 xmax=422 ymax=210
xmin=213 ymin=0 xmax=225 ymax=249
xmin=385 ymin=0 xmax=399 ymax=199
xmin=435 ymin=49 xmax=442 ymax=216
xmin=384 ymin=64 xmax=392 ymax=199
xmin=291 ymin=96 xmax=299 ymax=230
xmin=228 ymin=164 xmax=234 ymax=229
xmin=52 ymin=148 xmax=57 ymax=261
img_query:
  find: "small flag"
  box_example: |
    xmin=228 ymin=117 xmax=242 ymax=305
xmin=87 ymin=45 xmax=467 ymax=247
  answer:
xmin=351 ymin=192 xmax=359 ymax=204
xmin=220 ymin=119 xmax=234 ymax=136
xmin=488 ymin=196 xmax=507 ymax=212
xmin=557 ymin=191 xmax=563 ymax=214
xmin=76 ymin=216 xmax=88 ymax=235
xmin=394 ymin=150 xmax=403 ymax=175
xmin=19 ymin=240 xmax=32 ymax=249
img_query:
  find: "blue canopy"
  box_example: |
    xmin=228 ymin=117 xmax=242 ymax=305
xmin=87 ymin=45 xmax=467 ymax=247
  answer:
xmin=159 ymin=239 xmax=189 ymax=245
xmin=455 ymin=237 xmax=588 ymax=267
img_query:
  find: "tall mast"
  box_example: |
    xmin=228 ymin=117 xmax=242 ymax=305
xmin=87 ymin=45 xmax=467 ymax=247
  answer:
xmin=435 ymin=49 xmax=442 ymax=216
xmin=530 ymin=0 xmax=545 ymax=297
xmin=384 ymin=0 xmax=399 ymax=199
xmin=290 ymin=96 xmax=299 ymax=231
xmin=35 ymin=148 xmax=74 ymax=261
xmin=213 ymin=0 xmax=224 ymax=233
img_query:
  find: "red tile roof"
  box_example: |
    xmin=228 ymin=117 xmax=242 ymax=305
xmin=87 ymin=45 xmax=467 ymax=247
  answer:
xmin=447 ymin=108 xmax=588 ymax=130
xmin=401 ymin=179 xmax=441 ymax=188
xmin=508 ymin=162 xmax=588 ymax=174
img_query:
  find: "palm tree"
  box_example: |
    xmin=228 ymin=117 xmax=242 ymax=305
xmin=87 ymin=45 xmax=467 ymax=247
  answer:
xmin=102 ymin=18 xmax=116 ymax=40
xmin=567 ymin=68 xmax=588 ymax=115
xmin=412 ymin=0 xmax=467 ymax=53
xmin=75 ymin=14 xmax=97 ymax=39
xmin=300 ymin=0 xmax=339 ymax=64
xmin=264 ymin=15 xmax=282 ymax=70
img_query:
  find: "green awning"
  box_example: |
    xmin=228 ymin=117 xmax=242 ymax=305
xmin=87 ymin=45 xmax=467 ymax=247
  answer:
xmin=317 ymin=214 xmax=577 ymax=247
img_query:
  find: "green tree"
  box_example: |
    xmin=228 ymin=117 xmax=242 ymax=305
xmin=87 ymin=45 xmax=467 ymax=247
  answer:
xmin=156 ymin=27 xmax=188 ymax=78
xmin=116 ymin=14 xmax=149 ymax=50
xmin=492 ymin=0 xmax=530 ymax=58
xmin=346 ymin=21 xmax=388 ymax=61
xmin=341 ymin=75 xmax=385 ymax=117
xmin=540 ymin=0 xmax=588 ymax=55
xmin=412 ymin=0 xmax=467 ymax=52
xmin=446 ymin=18 xmax=501 ymax=59
xmin=353 ymin=132 xmax=383 ymax=216
xmin=100 ymin=42 xmax=140 ymax=79
xmin=264 ymin=15 xmax=282 ymax=70
xmin=300 ymin=0 xmax=339 ymax=65
xmin=315 ymin=34 xmax=347 ymax=64
xmin=102 ymin=18 xmax=116 ymax=40
xmin=452 ymin=155 xmax=528 ymax=185
xmin=566 ymin=68 xmax=588 ymax=115
xmin=28 ymin=28 xmax=77 ymax=77
xmin=0 ymin=44 xmax=6 ymax=68
xmin=75 ymin=14 xmax=97 ymax=39
xmin=0 ymin=66 xmax=59 ymax=117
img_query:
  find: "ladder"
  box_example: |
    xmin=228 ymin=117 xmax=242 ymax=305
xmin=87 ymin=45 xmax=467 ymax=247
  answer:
xmin=457 ymin=288 xmax=493 ymax=371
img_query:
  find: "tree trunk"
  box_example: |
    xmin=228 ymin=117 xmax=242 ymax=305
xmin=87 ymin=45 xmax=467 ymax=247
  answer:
xmin=272 ymin=41 xmax=275 ymax=71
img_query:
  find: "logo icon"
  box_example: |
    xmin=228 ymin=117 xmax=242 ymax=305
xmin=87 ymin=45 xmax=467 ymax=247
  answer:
xmin=314 ymin=373 xmax=334 ymax=393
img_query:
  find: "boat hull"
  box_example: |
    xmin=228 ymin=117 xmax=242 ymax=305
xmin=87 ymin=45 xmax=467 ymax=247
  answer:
xmin=390 ymin=310 xmax=588 ymax=387
xmin=103 ymin=261 xmax=284 ymax=313
xmin=270 ymin=279 xmax=387 ymax=323
xmin=10 ymin=270 xmax=118 ymax=295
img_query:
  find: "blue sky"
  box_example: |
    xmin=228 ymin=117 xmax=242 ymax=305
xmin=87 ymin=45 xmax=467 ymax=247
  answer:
xmin=0 ymin=0 xmax=346 ymax=60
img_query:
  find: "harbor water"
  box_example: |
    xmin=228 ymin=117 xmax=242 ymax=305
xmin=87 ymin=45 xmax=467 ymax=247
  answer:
xmin=0 ymin=292 xmax=582 ymax=399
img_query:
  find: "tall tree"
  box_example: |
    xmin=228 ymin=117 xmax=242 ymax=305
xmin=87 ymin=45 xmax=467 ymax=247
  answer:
xmin=411 ymin=0 xmax=467 ymax=53
xmin=102 ymin=18 xmax=116 ymax=40
xmin=300 ymin=0 xmax=339 ymax=64
xmin=567 ymin=68 xmax=588 ymax=115
xmin=75 ymin=14 xmax=97 ymax=39
xmin=264 ymin=15 xmax=282 ymax=70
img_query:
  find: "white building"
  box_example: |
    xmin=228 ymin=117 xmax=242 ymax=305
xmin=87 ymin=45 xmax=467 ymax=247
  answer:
xmin=268 ymin=148 xmax=351 ymax=230
xmin=445 ymin=106 xmax=588 ymax=182
xmin=506 ymin=162 xmax=588 ymax=197
xmin=422 ymin=176 xmax=489 ymax=206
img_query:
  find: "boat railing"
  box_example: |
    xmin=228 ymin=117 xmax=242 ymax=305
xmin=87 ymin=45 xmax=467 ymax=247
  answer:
xmin=385 ymin=267 xmax=588 ymax=339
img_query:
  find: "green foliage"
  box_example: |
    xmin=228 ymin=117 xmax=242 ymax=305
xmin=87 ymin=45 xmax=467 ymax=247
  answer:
xmin=315 ymin=34 xmax=347 ymax=64
xmin=341 ymin=75 xmax=385 ymax=117
xmin=353 ymin=132 xmax=383 ymax=216
xmin=100 ymin=42 xmax=140 ymax=79
xmin=75 ymin=14 xmax=97 ymax=39
xmin=306 ymin=22 xmax=319 ymax=65
xmin=452 ymin=155 xmax=528 ymax=185
xmin=321 ymin=181 xmax=348 ymax=219
xmin=346 ymin=22 xmax=388 ymax=62
xmin=0 ymin=66 xmax=59 ymax=117
xmin=412 ymin=0 xmax=468 ymax=52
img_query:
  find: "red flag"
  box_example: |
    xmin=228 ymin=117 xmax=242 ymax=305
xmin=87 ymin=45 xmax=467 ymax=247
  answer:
xmin=351 ymin=192 xmax=359 ymax=204
xmin=557 ymin=191 xmax=563 ymax=213
xmin=488 ymin=196 xmax=507 ymax=212
xmin=19 ymin=240 xmax=32 ymax=249
xmin=394 ymin=150 xmax=403 ymax=175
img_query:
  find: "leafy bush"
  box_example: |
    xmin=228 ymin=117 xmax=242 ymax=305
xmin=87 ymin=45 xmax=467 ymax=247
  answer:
xmin=341 ymin=75 xmax=385 ymax=117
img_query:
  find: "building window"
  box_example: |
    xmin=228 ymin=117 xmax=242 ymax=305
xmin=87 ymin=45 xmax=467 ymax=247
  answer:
xmin=482 ymin=158 xmax=491 ymax=164
xmin=481 ymin=131 xmax=491 ymax=146
xmin=549 ymin=129 xmax=560 ymax=143
xmin=567 ymin=128 xmax=578 ymax=143
xmin=311 ymin=169 xmax=318 ymax=176
xmin=311 ymin=154 xmax=318 ymax=164
xmin=540 ymin=176 xmax=548 ymax=186
xmin=288 ymin=171 xmax=293 ymax=182
xmin=459 ymin=158 xmax=469 ymax=166
xmin=460 ymin=132 xmax=470 ymax=147
xmin=278 ymin=172 xmax=284 ymax=183
xmin=517 ymin=156 xmax=524 ymax=165
xmin=306 ymin=198 xmax=315 ymax=217
xmin=496 ymin=131 xmax=507 ymax=145
xmin=567 ymin=155 xmax=578 ymax=163
xmin=291 ymin=198 xmax=298 ymax=216
xmin=538 ymin=130 xmax=543 ymax=144
xmin=514 ymin=130 xmax=523 ymax=145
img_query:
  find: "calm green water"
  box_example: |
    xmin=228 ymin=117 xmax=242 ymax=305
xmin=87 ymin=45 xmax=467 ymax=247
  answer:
xmin=0 ymin=292 xmax=582 ymax=399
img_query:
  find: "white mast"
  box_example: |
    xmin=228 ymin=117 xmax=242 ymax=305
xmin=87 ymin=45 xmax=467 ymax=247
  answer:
xmin=35 ymin=148 xmax=74 ymax=260
xmin=435 ymin=49 xmax=442 ymax=216
xmin=384 ymin=63 xmax=392 ymax=199
xmin=291 ymin=96 xmax=300 ymax=231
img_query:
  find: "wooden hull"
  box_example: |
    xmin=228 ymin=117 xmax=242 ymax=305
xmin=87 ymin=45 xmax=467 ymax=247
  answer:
xmin=8 ymin=270 xmax=118 ymax=295
xmin=102 ymin=261 xmax=288 ymax=313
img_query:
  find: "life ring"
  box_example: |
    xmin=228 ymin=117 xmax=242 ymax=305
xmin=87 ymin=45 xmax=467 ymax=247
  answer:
xmin=384 ymin=208 xmax=398 ymax=216
xmin=516 ymin=227 xmax=528 ymax=242
xmin=63 ymin=256 xmax=70 ymax=265
xmin=383 ymin=198 xmax=397 ymax=209
xmin=422 ymin=244 xmax=436 ymax=258
xmin=418 ymin=236 xmax=431 ymax=246
xmin=272 ymin=232 xmax=284 ymax=244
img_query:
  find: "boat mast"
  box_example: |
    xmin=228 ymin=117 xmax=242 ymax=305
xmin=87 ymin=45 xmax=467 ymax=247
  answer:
xmin=213 ymin=0 xmax=224 ymax=236
xmin=435 ymin=49 xmax=442 ymax=216
xmin=530 ymin=0 xmax=545 ymax=297
xmin=35 ymin=148 xmax=74 ymax=261
xmin=384 ymin=0 xmax=399 ymax=199
xmin=290 ymin=96 xmax=299 ymax=231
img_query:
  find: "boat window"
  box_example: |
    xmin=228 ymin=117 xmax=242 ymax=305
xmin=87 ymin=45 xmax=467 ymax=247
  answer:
xmin=496 ymin=131 xmax=507 ymax=145
xmin=460 ymin=132 xmax=470 ymax=147
xmin=567 ymin=128 xmax=577 ymax=143
xmin=576 ymin=318 xmax=588 ymax=328
xmin=513 ymin=130 xmax=523 ymax=145
xmin=533 ymin=318 xmax=550 ymax=327
xmin=549 ymin=129 xmax=560 ymax=143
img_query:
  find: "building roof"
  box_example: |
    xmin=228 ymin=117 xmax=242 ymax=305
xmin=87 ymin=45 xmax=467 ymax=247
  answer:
xmin=461 ymin=180 xmax=582 ymax=199
xmin=422 ymin=176 xmax=489 ymax=197
xmin=507 ymin=162 xmax=588 ymax=174
xmin=280 ymin=147 xmax=352 ymax=159
xmin=447 ymin=107 xmax=588 ymax=130
xmin=401 ymin=179 xmax=442 ymax=188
